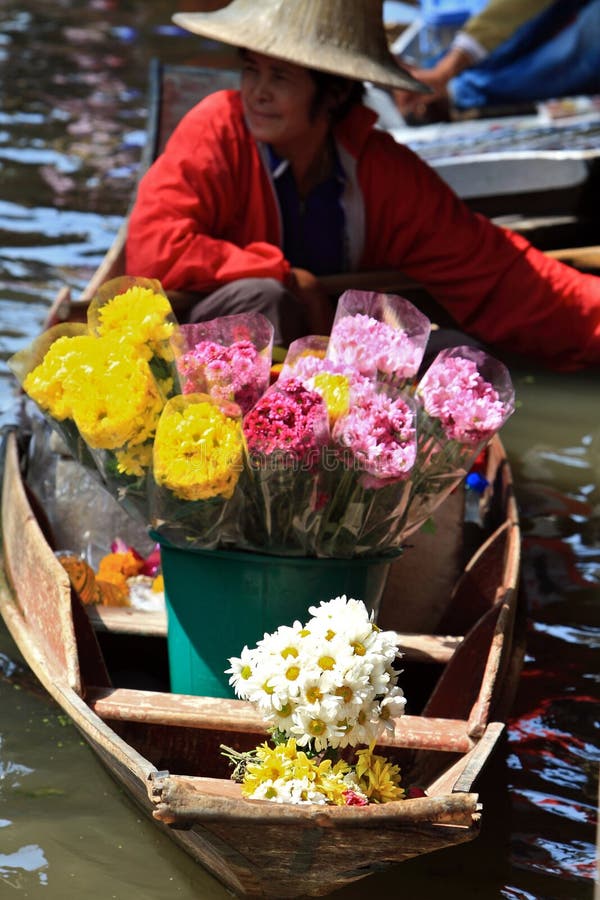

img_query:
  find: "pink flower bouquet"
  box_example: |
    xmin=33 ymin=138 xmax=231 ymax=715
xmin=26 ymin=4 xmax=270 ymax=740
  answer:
xmin=401 ymin=345 xmax=516 ymax=539
xmin=241 ymin=378 xmax=330 ymax=554
xmin=327 ymin=290 xmax=431 ymax=388
xmin=178 ymin=312 xmax=273 ymax=415
xmin=318 ymin=381 xmax=417 ymax=556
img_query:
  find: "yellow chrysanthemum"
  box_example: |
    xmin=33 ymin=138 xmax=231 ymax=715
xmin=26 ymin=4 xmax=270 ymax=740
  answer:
xmin=354 ymin=744 xmax=404 ymax=804
xmin=23 ymin=334 xmax=99 ymax=420
xmin=153 ymin=395 xmax=243 ymax=501
xmin=242 ymin=742 xmax=293 ymax=794
xmin=312 ymin=373 xmax=350 ymax=424
xmin=115 ymin=442 xmax=154 ymax=477
xmin=70 ymin=341 xmax=164 ymax=450
xmin=94 ymin=286 xmax=175 ymax=360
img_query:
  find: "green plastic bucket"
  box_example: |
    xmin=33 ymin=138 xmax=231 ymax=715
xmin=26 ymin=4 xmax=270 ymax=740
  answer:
xmin=156 ymin=539 xmax=395 ymax=698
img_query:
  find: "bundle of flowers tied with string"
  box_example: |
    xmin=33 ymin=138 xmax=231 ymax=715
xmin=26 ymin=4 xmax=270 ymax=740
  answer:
xmin=223 ymin=595 xmax=409 ymax=806
xmin=11 ymin=277 xmax=515 ymax=560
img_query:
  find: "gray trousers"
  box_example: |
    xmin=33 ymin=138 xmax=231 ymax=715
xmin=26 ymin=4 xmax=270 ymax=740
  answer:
xmin=188 ymin=278 xmax=310 ymax=347
xmin=187 ymin=276 xmax=483 ymax=367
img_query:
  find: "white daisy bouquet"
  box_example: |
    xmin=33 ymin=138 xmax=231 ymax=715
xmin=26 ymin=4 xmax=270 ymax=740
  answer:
xmin=223 ymin=595 xmax=407 ymax=806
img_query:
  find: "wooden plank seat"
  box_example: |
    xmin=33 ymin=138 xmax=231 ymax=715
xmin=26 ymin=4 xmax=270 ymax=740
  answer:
xmin=84 ymin=604 xmax=463 ymax=664
xmin=86 ymin=686 xmax=478 ymax=754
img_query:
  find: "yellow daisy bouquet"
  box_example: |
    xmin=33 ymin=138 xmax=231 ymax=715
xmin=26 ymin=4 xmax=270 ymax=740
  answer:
xmin=222 ymin=595 xmax=408 ymax=806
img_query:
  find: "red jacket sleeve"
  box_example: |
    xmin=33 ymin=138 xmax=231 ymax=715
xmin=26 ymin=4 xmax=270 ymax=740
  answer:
xmin=125 ymin=92 xmax=290 ymax=293
xmin=361 ymin=134 xmax=600 ymax=370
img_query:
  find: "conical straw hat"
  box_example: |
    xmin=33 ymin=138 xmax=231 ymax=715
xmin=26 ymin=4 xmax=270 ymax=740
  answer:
xmin=173 ymin=0 xmax=428 ymax=92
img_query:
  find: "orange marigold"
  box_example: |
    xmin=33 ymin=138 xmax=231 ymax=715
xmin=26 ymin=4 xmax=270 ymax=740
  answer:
xmin=97 ymin=550 xmax=143 ymax=587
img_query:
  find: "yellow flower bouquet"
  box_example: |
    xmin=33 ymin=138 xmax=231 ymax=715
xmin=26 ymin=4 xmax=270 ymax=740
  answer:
xmin=150 ymin=393 xmax=245 ymax=549
xmin=87 ymin=275 xmax=182 ymax=400
xmin=9 ymin=277 xmax=182 ymax=522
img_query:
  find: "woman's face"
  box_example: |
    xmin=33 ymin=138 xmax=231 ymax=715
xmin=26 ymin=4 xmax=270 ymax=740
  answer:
xmin=240 ymin=51 xmax=329 ymax=158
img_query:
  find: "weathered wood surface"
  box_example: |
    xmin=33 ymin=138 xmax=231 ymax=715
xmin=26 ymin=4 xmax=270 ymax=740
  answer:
xmin=1 ymin=430 xmax=80 ymax=692
xmin=87 ymin=686 xmax=478 ymax=753
xmin=0 ymin=409 xmax=521 ymax=898
xmin=150 ymin=771 xmax=480 ymax=826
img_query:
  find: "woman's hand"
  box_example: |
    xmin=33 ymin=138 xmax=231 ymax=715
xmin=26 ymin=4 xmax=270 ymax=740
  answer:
xmin=286 ymin=267 xmax=335 ymax=335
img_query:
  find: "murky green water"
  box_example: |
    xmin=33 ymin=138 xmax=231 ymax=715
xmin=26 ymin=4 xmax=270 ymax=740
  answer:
xmin=0 ymin=3 xmax=598 ymax=898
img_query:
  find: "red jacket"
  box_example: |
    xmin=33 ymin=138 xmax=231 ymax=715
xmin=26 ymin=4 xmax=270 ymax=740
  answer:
xmin=126 ymin=89 xmax=600 ymax=369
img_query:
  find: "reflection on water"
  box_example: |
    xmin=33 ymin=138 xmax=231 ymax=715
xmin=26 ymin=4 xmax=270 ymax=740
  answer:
xmin=0 ymin=2 xmax=598 ymax=898
xmin=0 ymin=844 xmax=49 ymax=889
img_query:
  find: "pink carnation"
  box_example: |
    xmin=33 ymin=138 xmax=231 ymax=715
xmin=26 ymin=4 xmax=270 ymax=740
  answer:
xmin=328 ymin=314 xmax=423 ymax=381
xmin=333 ymin=385 xmax=416 ymax=484
xmin=178 ymin=339 xmax=269 ymax=414
xmin=243 ymin=378 xmax=329 ymax=467
xmin=418 ymin=356 xmax=510 ymax=444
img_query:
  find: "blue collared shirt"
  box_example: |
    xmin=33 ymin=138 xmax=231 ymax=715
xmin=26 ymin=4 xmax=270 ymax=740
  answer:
xmin=266 ymin=144 xmax=348 ymax=276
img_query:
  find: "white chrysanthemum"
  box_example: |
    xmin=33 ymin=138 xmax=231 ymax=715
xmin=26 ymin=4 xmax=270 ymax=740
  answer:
xmin=225 ymin=645 xmax=257 ymax=694
xmin=289 ymin=708 xmax=349 ymax=752
xmin=248 ymin=777 xmax=328 ymax=805
xmin=378 ymin=690 xmax=407 ymax=730
xmin=350 ymin=710 xmax=385 ymax=746
xmin=308 ymin=595 xmax=372 ymax=631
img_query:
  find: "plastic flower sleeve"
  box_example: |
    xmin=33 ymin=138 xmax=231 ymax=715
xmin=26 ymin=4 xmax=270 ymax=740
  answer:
xmin=279 ymin=335 xmax=330 ymax=381
xmin=315 ymin=382 xmax=417 ymax=558
xmin=8 ymin=322 xmax=98 ymax=473
xmin=71 ymin=340 xmax=166 ymax=524
xmin=241 ymin=378 xmax=330 ymax=555
xmin=178 ymin=312 xmax=274 ymax=414
xmin=327 ymin=290 xmax=431 ymax=387
xmin=150 ymin=393 xmax=245 ymax=550
xmin=87 ymin=275 xmax=182 ymax=399
xmin=402 ymin=345 xmax=515 ymax=538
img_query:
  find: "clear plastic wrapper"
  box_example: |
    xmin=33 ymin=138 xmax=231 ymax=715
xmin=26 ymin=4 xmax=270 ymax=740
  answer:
xmin=241 ymin=378 xmax=330 ymax=555
xmin=150 ymin=393 xmax=245 ymax=549
xmin=178 ymin=312 xmax=273 ymax=414
xmin=315 ymin=382 xmax=417 ymax=557
xmin=8 ymin=322 xmax=99 ymax=474
xmin=401 ymin=345 xmax=516 ymax=538
xmin=87 ymin=275 xmax=182 ymax=399
xmin=327 ymin=290 xmax=431 ymax=388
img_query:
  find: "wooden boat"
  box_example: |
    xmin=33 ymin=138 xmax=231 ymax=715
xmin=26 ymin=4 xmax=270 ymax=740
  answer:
xmin=0 ymin=419 xmax=522 ymax=898
xmin=0 ymin=57 xmax=526 ymax=897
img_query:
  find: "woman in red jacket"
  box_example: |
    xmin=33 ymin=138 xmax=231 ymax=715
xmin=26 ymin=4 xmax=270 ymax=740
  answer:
xmin=126 ymin=0 xmax=600 ymax=370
